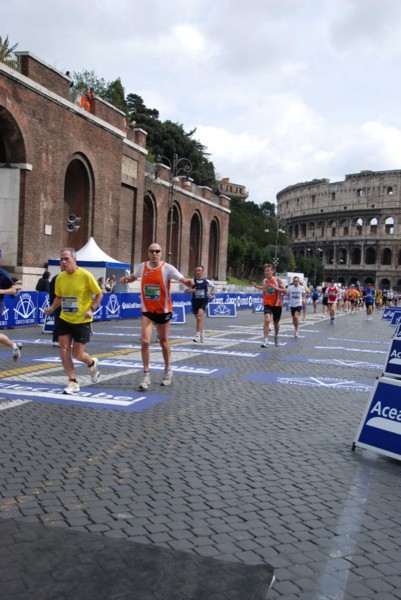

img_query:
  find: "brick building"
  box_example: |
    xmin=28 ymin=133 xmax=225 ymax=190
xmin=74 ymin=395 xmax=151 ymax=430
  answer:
xmin=277 ymin=170 xmax=401 ymax=289
xmin=0 ymin=52 xmax=230 ymax=288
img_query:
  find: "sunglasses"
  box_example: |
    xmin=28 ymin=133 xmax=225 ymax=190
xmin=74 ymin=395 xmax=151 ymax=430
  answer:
xmin=149 ymin=249 xmax=161 ymax=253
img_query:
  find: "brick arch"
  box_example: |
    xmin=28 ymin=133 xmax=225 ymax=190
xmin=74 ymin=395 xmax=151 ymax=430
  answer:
xmin=0 ymin=106 xmax=27 ymax=163
xmin=208 ymin=218 xmax=220 ymax=279
xmin=166 ymin=203 xmax=182 ymax=268
xmin=142 ymin=193 xmax=157 ymax=260
xmin=63 ymin=154 xmax=94 ymax=249
xmin=188 ymin=212 xmax=202 ymax=275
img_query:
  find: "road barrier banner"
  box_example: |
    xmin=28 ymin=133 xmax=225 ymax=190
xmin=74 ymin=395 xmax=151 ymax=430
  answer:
xmin=354 ymin=376 xmax=401 ymax=461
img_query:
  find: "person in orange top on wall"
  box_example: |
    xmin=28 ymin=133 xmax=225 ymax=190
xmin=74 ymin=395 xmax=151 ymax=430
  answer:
xmin=251 ymin=263 xmax=287 ymax=348
xmin=120 ymin=243 xmax=192 ymax=390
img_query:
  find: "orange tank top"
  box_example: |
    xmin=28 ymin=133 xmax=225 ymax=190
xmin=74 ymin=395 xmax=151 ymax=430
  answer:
xmin=141 ymin=261 xmax=172 ymax=313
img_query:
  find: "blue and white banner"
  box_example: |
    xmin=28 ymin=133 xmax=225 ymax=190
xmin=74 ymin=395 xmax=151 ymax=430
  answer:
xmin=384 ymin=338 xmax=401 ymax=378
xmin=1 ymin=291 xmax=261 ymax=327
xmin=382 ymin=307 xmax=401 ymax=321
xmin=207 ymin=302 xmax=237 ymax=317
xmin=390 ymin=311 xmax=401 ymax=327
xmin=354 ymin=376 xmax=401 ymax=461
xmin=171 ymin=304 xmax=185 ymax=323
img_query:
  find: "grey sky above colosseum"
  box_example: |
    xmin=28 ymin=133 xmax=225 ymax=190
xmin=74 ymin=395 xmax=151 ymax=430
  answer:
xmin=5 ymin=0 xmax=401 ymax=205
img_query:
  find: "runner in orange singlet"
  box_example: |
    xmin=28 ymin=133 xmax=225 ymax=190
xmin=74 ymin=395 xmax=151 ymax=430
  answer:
xmin=121 ymin=244 xmax=192 ymax=390
xmin=251 ymin=264 xmax=287 ymax=347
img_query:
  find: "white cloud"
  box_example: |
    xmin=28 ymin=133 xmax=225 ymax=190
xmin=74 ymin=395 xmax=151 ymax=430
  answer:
xmin=4 ymin=0 xmax=401 ymax=204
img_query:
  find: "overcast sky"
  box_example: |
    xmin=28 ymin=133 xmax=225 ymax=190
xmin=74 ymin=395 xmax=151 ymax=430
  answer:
xmin=5 ymin=0 xmax=401 ymax=204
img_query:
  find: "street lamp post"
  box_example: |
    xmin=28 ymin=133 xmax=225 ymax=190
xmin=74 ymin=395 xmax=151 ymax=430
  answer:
xmin=156 ymin=153 xmax=192 ymax=263
xmin=265 ymin=220 xmax=285 ymax=273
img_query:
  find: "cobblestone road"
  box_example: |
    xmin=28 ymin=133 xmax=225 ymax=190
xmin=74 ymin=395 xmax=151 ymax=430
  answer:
xmin=0 ymin=305 xmax=400 ymax=599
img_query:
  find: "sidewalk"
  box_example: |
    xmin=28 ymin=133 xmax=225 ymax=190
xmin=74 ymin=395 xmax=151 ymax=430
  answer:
xmin=0 ymin=307 xmax=400 ymax=599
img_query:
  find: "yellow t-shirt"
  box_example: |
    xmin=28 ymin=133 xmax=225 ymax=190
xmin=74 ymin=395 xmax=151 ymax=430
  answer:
xmin=55 ymin=268 xmax=101 ymax=324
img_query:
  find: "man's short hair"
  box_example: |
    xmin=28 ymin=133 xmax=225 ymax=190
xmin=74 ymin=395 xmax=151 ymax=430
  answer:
xmin=61 ymin=247 xmax=76 ymax=259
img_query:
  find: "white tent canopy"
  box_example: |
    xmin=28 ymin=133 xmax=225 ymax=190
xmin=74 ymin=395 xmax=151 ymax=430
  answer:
xmin=48 ymin=237 xmax=131 ymax=291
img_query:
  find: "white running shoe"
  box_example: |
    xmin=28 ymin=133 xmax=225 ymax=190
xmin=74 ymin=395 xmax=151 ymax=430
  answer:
xmin=193 ymin=333 xmax=200 ymax=343
xmin=12 ymin=342 xmax=22 ymax=361
xmin=260 ymin=342 xmax=268 ymax=348
xmin=89 ymin=357 xmax=100 ymax=383
xmin=63 ymin=380 xmax=80 ymax=395
xmin=161 ymin=369 xmax=173 ymax=386
xmin=139 ymin=372 xmax=150 ymax=390
xmin=294 ymin=331 xmax=299 ymax=338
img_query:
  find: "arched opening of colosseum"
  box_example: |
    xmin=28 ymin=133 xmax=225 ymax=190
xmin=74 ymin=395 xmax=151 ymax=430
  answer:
xmin=338 ymin=249 xmax=347 ymax=264
xmin=317 ymin=221 xmax=325 ymax=236
xmin=166 ymin=203 xmax=181 ymax=269
xmin=188 ymin=212 xmax=202 ymax=275
xmin=141 ymin=193 xmax=157 ymax=260
xmin=301 ymin=223 xmax=307 ymax=237
xmin=369 ymin=217 xmax=378 ymax=234
xmin=398 ymin=250 xmax=401 ymax=266
xmin=385 ymin=217 xmax=394 ymax=234
xmin=354 ymin=217 xmax=363 ymax=236
xmin=382 ymin=247 xmax=392 ymax=265
xmin=208 ymin=218 xmax=220 ymax=279
xmin=63 ymin=155 xmax=93 ymax=250
xmin=294 ymin=224 xmax=299 ymax=238
xmin=365 ymin=247 xmax=376 ymax=265
xmin=329 ymin=221 xmax=336 ymax=237
xmin=0 ymin=107 xmax=27 ymax=265
xmin=350 ymin=247 xmax=361 ymax=265
xmin=340 ymin=220 xmax=349 ymax=236
xmin=380 ymin=279 xmax=391 ymax=289
xmin=308 ymin=222 xmax=315 ymax=237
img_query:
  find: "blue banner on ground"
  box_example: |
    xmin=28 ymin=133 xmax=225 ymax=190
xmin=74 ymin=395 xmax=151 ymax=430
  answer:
xmin=354 ymin=376 xmax=401 ymax=461
xmin=171 ymin=305 xmax=185 ymax=323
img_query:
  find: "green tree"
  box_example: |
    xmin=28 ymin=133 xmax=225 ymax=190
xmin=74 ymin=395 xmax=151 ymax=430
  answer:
xmin=0 ymin=35 xmax=18 ymax=68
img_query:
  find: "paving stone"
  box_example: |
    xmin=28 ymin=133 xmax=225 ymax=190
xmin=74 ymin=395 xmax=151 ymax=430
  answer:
xmin=1 ymin=311 xmax=401 ymax=598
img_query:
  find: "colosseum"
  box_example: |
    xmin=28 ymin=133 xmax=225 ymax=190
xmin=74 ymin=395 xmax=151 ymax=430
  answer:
xmin=277 ymin=169 xmax=401 ymax=290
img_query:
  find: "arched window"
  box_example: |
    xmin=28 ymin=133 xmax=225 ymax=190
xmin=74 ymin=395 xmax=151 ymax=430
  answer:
xmin=329 ymin=221 xmax=336 ymax=237
xmin=355 ymin=217 xmax=363 ymax=236
xmin=166 ymin=203 xmax=181 ymax=268
xmin=308 ymin=222 xmax=315 ymax=237
xmin=301 ymin=223 xmax=307 ymax=237
xmin=338 ymin=248 xmax=347 ymax=263
xmin=380 ymin=279 xmax=391 ymax=289
xmin=382 ymin=247 xmax=392 ymax=265
xmin=141 ymin=194 xmax=156 ymax=260
xmin=365 ymin=247 xmax=376 ymax=265
xmin=369 ymin=217 xmax=378 ymax=234
xmin=64 ymin=154 xmax=93 ymax=250
xmin=385 ymin=216 xmax=394 ymax=234
xmin=208 ymin=219 xmax=220 ymax=279
xmin=294 ymin=224 xmax=299 ymax=239
xmin=351 ymin=247 xmax=361 ymax=265
xmin=340 ymin=219 xmax=349 ymax=236
xmin=188 ymin=212 xmax=202 ymax=275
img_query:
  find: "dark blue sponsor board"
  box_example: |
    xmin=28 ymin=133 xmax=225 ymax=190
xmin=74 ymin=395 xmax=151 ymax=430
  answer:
xmin=0 ymin=381 xmax=170 ymax=413
xmin=390 ymin=312 xmax=401 ymax=327
xmin=381 ymin=307 xmax=401 ymax=321
xmin=354 ymin=377 xmax=401 ymax=461
xmin=384 ymin=338 xmax=401 ymax=378
xmin=1 ymin=292 xmax=261 ymax=328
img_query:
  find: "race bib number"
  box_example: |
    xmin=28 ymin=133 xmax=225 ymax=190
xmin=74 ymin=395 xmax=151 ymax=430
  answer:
xmin=62 ymin=296 xmax=78 ymax=312
xmin=265 ymin=286 xmax=275 ymax=295
xmin=144 ymin=284 xmax=160 ymax=300
xmin=194 ymin=289 xmax=206 ymax=299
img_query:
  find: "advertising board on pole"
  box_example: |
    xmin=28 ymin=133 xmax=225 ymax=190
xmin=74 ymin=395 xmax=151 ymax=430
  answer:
xmin=383 ymin=338 xmax=401 ymax=379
